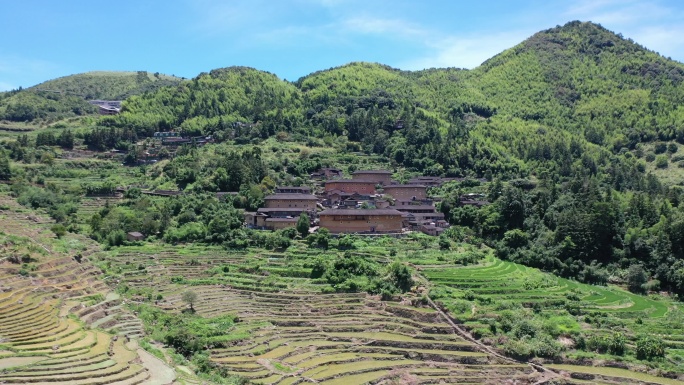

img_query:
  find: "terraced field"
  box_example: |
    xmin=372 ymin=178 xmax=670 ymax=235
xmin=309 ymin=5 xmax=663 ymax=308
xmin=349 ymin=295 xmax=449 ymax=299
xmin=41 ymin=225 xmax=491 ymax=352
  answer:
xmin=425 ymin=258 xmax=669 ymax=317
xmin=95 ymin=244 xmax=544 ymax=384
xmin=92 ymin=235 xmax=684 ymax=384
xmin=424 ymin=256 xmax=684 ymax=383
xmin=5 ymin=189 xmax=682 ymax=384
xmin=0 ymin=196 xmax=183 ymax=385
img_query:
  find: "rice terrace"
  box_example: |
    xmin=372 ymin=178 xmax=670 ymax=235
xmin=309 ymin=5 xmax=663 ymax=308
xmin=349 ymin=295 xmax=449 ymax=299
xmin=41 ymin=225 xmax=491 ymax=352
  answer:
xmin=4 ymin=14 xmax=684 ymax=385
xmin=1 ymin=187 xmax=683 ymax=384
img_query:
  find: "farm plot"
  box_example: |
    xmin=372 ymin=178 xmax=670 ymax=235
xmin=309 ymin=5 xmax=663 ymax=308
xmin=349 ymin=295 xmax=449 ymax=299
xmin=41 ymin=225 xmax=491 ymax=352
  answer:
xmin=199 ymin=288 xmax=533 ymax=384
xmin=0 ymin=196 xmax=176 ymax=385
xmin=97 ymin=244 xmax=539 ymax=384
xmin=0 ymin=257 xmax=149 ymax=384
xmin=91 ymin=228 xmax=684 ymax=383
xmin=424 ymin=257 xmax=669 ymax=317
xmin=423 ymin=255 xmax=684 ymax=381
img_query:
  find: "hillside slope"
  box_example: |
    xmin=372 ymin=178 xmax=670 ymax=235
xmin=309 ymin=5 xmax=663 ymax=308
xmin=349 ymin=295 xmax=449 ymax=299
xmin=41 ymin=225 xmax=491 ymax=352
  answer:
xmin=91 ymin=22 xmax=684 ymax=182
xmin=0 ymin=71 xmax=183 ymax=124
xmin=30 ymin=70 xmax=183 ymax=100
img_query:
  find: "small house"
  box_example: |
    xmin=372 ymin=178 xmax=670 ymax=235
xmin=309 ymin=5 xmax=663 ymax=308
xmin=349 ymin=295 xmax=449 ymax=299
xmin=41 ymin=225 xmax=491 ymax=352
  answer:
xmin=126 ymin=232 xmax=144 ymax=241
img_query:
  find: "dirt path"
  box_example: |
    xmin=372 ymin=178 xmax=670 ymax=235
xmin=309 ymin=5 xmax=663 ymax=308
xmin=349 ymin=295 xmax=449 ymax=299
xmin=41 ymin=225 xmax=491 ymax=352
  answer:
xmin=414 ymin=269 xmax=562 ymax=383
xmin=137 ymin=348 xmax=177 ymax=385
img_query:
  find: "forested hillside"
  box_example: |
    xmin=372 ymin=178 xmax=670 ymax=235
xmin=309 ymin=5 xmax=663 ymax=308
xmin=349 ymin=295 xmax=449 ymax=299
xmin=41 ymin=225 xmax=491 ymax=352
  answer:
xmin=5 ymin=21 xmax=684 ymax=380
xmin=86 ymin=21 xmax=684 ymax=294
xmin=5 ymin=21 xmax=684 ymax=296
xmin=104 ymin=67 xmax=302 ymax=137
xmin=0 ymin=71 xmax=183 ymax=123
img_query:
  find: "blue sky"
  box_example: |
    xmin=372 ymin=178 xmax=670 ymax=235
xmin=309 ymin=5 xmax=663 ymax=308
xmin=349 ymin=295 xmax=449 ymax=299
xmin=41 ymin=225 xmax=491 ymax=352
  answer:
xmin=1 ymin=0 xmax=683 ymax=90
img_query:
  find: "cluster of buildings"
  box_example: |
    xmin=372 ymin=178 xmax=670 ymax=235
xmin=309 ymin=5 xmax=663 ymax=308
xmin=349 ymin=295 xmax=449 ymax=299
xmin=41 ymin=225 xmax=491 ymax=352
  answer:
xmin=152 ymin=131 xmax=213 ymax=147
xmin=244 ymin=169 xmax=473 ymax=236
xmin=88 ymin=100 xmax=122 ymax=115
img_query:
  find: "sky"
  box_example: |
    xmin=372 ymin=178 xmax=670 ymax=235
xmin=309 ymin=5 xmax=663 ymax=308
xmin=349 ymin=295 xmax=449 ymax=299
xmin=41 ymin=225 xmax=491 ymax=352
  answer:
xmin=1 ymin=0 xmax=683 ymax=91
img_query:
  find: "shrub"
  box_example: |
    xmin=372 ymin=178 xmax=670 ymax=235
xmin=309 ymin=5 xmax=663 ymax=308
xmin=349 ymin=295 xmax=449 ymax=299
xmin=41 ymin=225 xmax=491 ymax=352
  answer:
xmin=513 ymin=319 xmax=538 ymax=339
xmin=586 ymin=334 xmax=609 ymax=353
xmin=636 ymin=336 xmax=665 ymax=360
xmin=337 ymin=235 xmax=355 ymax=250
xmin=532 ymin=335 xmax=564 ymax=358
xmin=387 ymin=262 xmax=413 ymax=293
xmin=608 ymin=332 xmax=626 ymax=356
xmin=655 ymin=155 xmax=669 ymax=169
xmin=667 ymin=142 xmax=678 ymax=154
xmin=51 ymin=224 xmax=67 ymax=238
xmin=503 ymin=338 xmax=533 ymax=360
xmin=106 ymin=229 xmax=126 ymax=247
xmin=438 ymin=236 xmax=450 ymax=250
xmin=627 ymin=265 xmax=647 ymax=294
xmin=643 ymin=279 xmax=660 ymax=292
xmin=447 ymin=300 xmax=471 ymax=314
xmin=463 ymin=290 xmax=476 ymax=301
xmin=310 ymin=258 xmax=327 ymax=279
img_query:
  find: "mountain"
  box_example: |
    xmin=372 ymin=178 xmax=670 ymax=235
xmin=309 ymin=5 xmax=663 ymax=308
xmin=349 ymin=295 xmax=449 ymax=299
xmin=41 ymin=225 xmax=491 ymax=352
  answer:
xmin=473 ymin=21 xmax=684 ymax=143
xmin=6 ymin=21 xmax=684 ymax=181
xmin=99 ymin=21 xmax=684 ymax=182
xmin=106 ymin=67 xmax=302 ymax=137
xmin=0 ymin=71 xmax=183 ymax=124
xmin=30 ymin=71 xmax=183 ymax=100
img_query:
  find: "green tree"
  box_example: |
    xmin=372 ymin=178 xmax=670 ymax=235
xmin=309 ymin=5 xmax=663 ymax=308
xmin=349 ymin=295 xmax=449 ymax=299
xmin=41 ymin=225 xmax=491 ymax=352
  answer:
xmin=51 ymin=224 xmax=67 ymax=238
xmin=181 ymin=290 xmax=198 ymax=313
xmin=636 ymin=335 xmax=665 ymax=360
xmin=296 ymin=213 xmax=310 ymax=237
xmin=438 ymin=235 xmax=451 ymax=250
xmin=58 ymin=129 xmax=74 ymax=149
xmin=627 ymin=265 xmax=648 ymax=294
xmin=387 ymin=262 xmax=413 ymax=293
xmin=0 ymin=154 xmax=11 ymax=180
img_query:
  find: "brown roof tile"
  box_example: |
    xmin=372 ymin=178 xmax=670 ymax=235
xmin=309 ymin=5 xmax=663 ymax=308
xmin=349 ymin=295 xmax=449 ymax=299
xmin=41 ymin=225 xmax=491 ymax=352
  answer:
xmin=264 ymin=194 xmax=318 ymax=200
xmin=319 ymin=208 xmax=403 ymax=216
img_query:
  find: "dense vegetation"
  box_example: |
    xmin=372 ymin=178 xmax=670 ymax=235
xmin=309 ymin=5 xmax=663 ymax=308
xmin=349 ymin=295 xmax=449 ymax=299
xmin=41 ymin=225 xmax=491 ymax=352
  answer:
xmin=75 ymin=21 xmax=684 ymax=292
xmin=0 ymin=71 xmax=183 ymax=124
xmin=4 ymin=20 xmax=684 ymax=381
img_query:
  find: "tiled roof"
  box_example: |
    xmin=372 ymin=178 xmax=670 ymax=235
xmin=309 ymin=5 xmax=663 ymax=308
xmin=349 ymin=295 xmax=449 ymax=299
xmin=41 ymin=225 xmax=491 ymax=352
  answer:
xmin=257 ymin=208 xmax=309 ymax=213
xmin=319 ymin=208 xmax=403 ymax=216
xmin=265 ymin=217 xmax=299 ymax=222
xmin=384 ymin=184 xmax=427 ymax=189
xmin=325 ymin=179 xmax=377 ymax=184
xmin=264 ymin=194 xmax=318 ymax=200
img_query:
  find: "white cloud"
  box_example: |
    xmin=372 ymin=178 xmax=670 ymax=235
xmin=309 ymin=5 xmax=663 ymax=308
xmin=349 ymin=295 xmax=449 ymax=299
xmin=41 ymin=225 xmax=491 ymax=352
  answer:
xmin=401 ymin=31 xmax=530 ymax=70
xmin=341 ymin=16 xmax=427 ymax=39
xmin=631 ymin=25 xmax=684 ymax=57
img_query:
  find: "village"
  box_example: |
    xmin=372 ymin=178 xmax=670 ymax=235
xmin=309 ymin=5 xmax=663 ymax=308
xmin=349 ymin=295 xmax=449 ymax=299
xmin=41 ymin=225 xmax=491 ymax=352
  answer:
xmin=244 ymin=168 xmax=489 ymax=236
xmin=71 ymin=127 xmax=490 ymax=238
